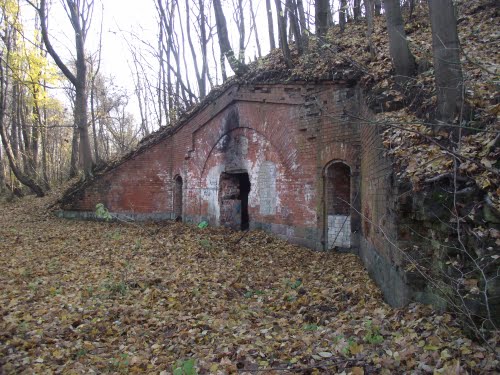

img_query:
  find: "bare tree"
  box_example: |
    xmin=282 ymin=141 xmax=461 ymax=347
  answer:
xmin=0 ymin=142 xmax=5 ymax=194
xmin=365 ymin=0 xmax=376 ymax=59
xmin=275 ymin=0 xmax=291 ymax=66
xmin=428 ymin=0 xmax=464 ymax=125
xmin=249 ymin=0 xmax=262 ymax=58
xmin=0 ymin=0 xmax=46 ymax=196
xmin=31 ymin=0 xmax=95 ymax=177
xmin=383 ymin=0 xmax=416 ymax=81
xmin=89 ymin=4 xmax=103 ymax=163
xmin=266 ymin=0 xmax=276 ymax=50
xmin=296 ymin=0 xmax=309 ymax=50
xmin=185 ymin=0 xmax=209 ymax=98
xmin=287 ymin=0 xmax=303 ymax=54
xmin=353 ymin=0 xmax=362 ymax=21
xmin=315 ymin=0 xmax=329 ymax=38
xmin=234 ymin=0 xmax=245 ymax=63
xmin=213 ymin=0 xmax=248 ymax=76
xmin=339 ymin=0 xmax=347 ymax=33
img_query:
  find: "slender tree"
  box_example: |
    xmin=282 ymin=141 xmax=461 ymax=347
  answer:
xmin=428 ymin=0 xmax=464 ymax=124
xmin=0 ymin=0 xmax=48 ymax=196
xmin=32 ymin=0 xmax=95 ymax=177
xmin=339 ymin=0 xmax=347 ymax=33
xmin=186 ymin=0 xmax=208 ymax=98
xmin=365 ymin=0 xmax=376 ymax=59
xmin=315 ymin=0 xmax=329 ymax=38
xmin=265 ymin=0 xmax=276 ymax=50
xmin=287 ymin=0 xmax=303 ymax=54
xmin=296 ymin=0 xmax=309 ymax=50
xmin=353 ymin=0 xmax=361 ymax=21
xmin=213 ymin=0 xmax=248 ymax=76
xmin=249 ymin=0 xmax=262 ymax=58
xmin=235 ymin=0 xmax=245 ymax=63
xmin=0 ymin=142 xmax=5 ymax=193
xmin=275 ymin=0 xmax=291 ymax=66
xmin=383 ymin=0 xmax=416 ymax=81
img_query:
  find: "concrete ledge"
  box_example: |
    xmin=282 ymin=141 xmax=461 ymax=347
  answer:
xmin=54 ymin=210 xmax=174 ymax=222
xmin=359 ymin=237 xmax=411 ymax=307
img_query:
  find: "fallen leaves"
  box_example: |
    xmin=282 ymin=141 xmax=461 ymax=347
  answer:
xmin=0 ymin=197 xmax=499 ymax=373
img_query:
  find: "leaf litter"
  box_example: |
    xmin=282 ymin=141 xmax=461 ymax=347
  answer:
xmin=0 ymin=196 xmax=498 ymax=374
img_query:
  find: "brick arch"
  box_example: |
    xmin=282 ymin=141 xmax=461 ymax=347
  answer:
xmin=319 ymin=145 xmax=359 ymax=173
xmin=199 ymin=126 xmax=288 ymax=179
xmin=198 ymin=127 xmax=289 ymax=226
xmin=322 ymin=160 xmax=353 ymax=250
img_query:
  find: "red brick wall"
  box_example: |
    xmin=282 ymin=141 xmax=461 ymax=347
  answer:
xmin=359 ymin=98 xmax=401 ymax=265
xmin=65 ymin=83 xmax=392 ymax=253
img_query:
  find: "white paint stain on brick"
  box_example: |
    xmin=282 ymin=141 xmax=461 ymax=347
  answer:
xmin=258 ymin=161 xmax=277 ymax=215
xmin=327 ymin=215 xmax=351 ymax=248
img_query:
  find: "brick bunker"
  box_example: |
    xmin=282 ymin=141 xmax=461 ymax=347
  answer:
xmin=58 ymin=81 xmax=418 ymax=307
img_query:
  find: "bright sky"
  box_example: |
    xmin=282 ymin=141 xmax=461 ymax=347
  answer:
xmin=94 ymin=0 xmax=262 ymax=90
xmin=23 ymin=1 xmax=340 ymax=121
xmin=90 ymin=0 xmax=159 ymax=91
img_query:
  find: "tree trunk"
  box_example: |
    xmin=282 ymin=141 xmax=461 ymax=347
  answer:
xmin=199 ymin=0 xmax=208 ymax=97
xmin=265 ymin=0 xmax=276 ymax=50
xmin=213 ymin=0 xmax=248 ymax=76
xmin=428 ymin=0 xmax=463 ymax=124
xmin=237 ymin=0 xmax=245 ymax=63
xmin=69 ymin=125 xmax=79 ymax=178
xmin=383 ymin=0 xmax=416 ymax=81
xmin=249 ymin=0 xmax=262 ymax=58
xmin=90 ymin=75 xmax=99 ymax=163
xmin=327 ymin=3 xmax=333 ymax=27
xmin=220 ymin=51 xmax=227 ymax=82
xmin=408 ymin=0 xmax=416 ymax=21
xmin=40 ymin=107 xmax=50 ymax=189
xmin=365 ymin=0 xmax=376 ymax=59
xmin=353 ymin=0 xmax=362 ymax=21
xmin=339 ymin=0 xmax=347 ymax=33
xmin=288 ymin=0 xmax=303 ymax=54
xmin=37 ymin=0 xmax=94 ymax=177
xmin=275 ymin=0 xmax=291 ymax=66
xmin=0 ymin=125 xmax=45 ymax=196
xmin=0 ymin=141 xmax=5 ymax=193
xmin=374 ymin=0 xmax=382 ymax=15
xmin=0 ymin=79 xmax=45 ymax=196
xmin=315 ymin=0 xmax=329 ymax=38
xmin=10 ymin=83 xmax=19 ymax=160
xmin=296 ymin=0 xmax=309 ymax=50
xmin=0 ymin=16 xmax=45 ymax=196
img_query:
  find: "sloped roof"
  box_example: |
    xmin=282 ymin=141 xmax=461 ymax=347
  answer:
xmin=56 ymin=48 xmax=361 ymax=207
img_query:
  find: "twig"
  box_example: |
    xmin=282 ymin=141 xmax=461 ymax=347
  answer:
xmin=425 ymin=173 xmax=469 ymax=184
xmin=234 ymin=228 xmax=250 ymax=245
xmin=344 ymin=112 xmax=500 ymax=176
xmin=237 ymin=355 xmax=360 ymax=373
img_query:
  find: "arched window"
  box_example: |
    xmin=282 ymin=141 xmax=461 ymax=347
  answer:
xmin=173 ymin=175 xmax=183 ymax=221
xmin=324 ymin=162 xmax=351 ymax=249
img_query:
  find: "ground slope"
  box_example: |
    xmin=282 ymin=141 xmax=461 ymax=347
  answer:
xmin=0 ymin=197 xmax=498 ymax=374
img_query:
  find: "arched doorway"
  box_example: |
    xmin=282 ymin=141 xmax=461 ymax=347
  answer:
xmin=173 ymin=175 xmax=183 ymax=221
xmin=324 ymin=162 xmax=351 ymax=249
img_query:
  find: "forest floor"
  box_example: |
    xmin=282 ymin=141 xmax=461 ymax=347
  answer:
xmin=0 ymin=196 xmax=499 ymax=374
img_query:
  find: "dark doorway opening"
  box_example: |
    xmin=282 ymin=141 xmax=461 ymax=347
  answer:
xmin=324 ymin=162 xmax=351 ymax=249
xmin=219 ymin=172 xmax=251 ymax=230
xmin=173 ymin=175 xmax=183 ymax=221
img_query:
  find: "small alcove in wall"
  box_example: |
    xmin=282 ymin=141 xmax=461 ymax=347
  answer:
xmin=173 ymin=175 xmax=183 ymax=221
xmin=324 ymin=161 xmax=351 ymax=249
